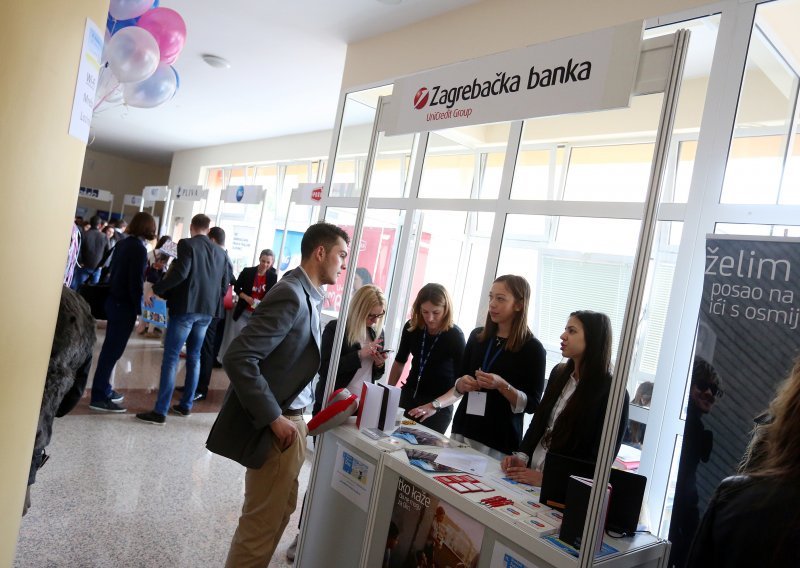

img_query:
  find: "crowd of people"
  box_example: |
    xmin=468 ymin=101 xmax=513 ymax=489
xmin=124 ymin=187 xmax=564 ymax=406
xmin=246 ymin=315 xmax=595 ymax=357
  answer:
xmin=48 ymin=215 xmax=800 ymax=566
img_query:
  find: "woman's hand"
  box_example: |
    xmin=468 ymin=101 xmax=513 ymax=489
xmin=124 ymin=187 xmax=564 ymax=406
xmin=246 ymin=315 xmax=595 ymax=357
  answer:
xmin=409 ymin=403 xmax=436 ymax=422
xmin=359 ymin=339 xmax=384 ymax=361
xmin=504 ymin=465 xmax=543 ymax=486
xmin=240 ymin=293 xmax=254 ymax=306
xmin=475 ymin=369 xmax=506 ymax=391
xmin=457 ymin=375 xmax=480 ymax=393
xmin=501 ymin=454 xmax=527 ymax=472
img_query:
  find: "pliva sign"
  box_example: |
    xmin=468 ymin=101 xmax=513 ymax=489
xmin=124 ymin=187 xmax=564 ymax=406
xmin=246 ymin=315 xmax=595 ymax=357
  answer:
xmin=384 ymin=20 xmax=644 ymax=136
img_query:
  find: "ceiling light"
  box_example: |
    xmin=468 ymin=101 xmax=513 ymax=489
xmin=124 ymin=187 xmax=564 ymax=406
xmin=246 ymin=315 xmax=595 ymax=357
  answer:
xmin=202 ymin=54 xmax=231 ymax=69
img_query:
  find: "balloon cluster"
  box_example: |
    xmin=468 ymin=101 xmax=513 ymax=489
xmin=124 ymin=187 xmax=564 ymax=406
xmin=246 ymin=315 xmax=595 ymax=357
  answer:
xmin=95 ymin=0 xmax=186 ymax=111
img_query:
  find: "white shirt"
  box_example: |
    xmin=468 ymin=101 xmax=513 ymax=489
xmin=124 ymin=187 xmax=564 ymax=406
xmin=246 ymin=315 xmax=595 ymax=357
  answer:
xmin=288 ymin=266 xmax=324 ymax=411
xmin=530 ymin=373 xmax=578 ymax=471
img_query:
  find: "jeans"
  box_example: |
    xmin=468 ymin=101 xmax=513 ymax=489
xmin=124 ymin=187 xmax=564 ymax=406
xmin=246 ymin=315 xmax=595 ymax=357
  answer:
xmin=70 ymin=267 xmax=100 ymax=290
xmin=91 ymin=298 xmax=137 ymax=403
xmin=197 ymin=316 xmax=224 ymax=396
xmin=154 ymin=312 xmax=212 ymax=415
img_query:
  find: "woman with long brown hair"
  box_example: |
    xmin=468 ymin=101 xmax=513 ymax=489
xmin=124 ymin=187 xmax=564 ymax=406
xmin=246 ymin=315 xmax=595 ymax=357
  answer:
xmin=501 ymin=310 xmax=629 ymax=485
xmin=686 ymin=358 xmax=800 ymax=567
xmin=409 ymin=275 xmax=545 ymax=457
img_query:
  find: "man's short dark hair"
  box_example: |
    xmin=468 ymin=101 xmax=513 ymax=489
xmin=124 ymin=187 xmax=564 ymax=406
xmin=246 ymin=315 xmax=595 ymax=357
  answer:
xmin=208 ymin=226 xmax=226 ymax=246
xmin=260 ymin=249 xmax=274 ymax=259
xmin=300 ymin=222 xmax=350 ymax=260
xmin=191 ymin=214 xmax=211 ymax=232
xmin=89 ymin=215 xmax=102 ymax=229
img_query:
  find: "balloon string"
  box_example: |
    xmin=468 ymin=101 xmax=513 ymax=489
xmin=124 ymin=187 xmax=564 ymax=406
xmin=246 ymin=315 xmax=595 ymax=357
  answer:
xmin=93 ymin=65 xmax=120 ymax=112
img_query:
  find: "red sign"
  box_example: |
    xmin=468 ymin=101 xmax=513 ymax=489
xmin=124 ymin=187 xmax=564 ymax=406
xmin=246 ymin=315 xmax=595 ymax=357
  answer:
xmin=311 ymin=187 xmax=322 ymax=201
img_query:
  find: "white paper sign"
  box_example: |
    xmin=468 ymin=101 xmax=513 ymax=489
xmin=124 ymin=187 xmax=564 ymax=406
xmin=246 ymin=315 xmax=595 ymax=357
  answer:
xmin=144 ymin=186 xmax=170 ymax=202
xmin=292 ymin=183 xmax=324 ymax=205
xmin=331 ymin=443 xmax=374 ymax=512
xmin=223 ymin=185 xmax=264 ymax=205
xmin=434 ymin=450 xmax=488 ymax=475
xmin=123 ymin=194 xmax=143 ymax=207
xmin=175 ymin=185 xmax=208 ymax=201
xmin=68 ymin=18 xmax=104 ymax=142
xmin=385 ymin=20 xmax=643 ymax=136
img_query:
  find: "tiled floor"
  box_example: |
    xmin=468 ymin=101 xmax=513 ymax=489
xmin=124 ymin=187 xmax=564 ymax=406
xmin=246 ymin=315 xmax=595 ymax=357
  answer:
xmin=15 ymin=328 xmax=306 ymax=567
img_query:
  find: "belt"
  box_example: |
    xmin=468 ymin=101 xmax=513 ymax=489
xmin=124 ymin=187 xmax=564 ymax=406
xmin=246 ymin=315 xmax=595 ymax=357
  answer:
xmin=282 ymin=408 xmax=304 ymax=416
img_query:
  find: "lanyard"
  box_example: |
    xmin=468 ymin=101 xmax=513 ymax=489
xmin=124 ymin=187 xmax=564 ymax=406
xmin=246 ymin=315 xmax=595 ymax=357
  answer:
xmin=413 ymin=328 xmax=440 ymax=399
xmin=482 ymin=337 xmax=504 ymax=373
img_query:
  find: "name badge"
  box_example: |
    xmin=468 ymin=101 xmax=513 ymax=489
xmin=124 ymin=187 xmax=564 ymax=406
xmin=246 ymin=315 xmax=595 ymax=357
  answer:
xmin=466 ymin=391 xmax=487 ymax=416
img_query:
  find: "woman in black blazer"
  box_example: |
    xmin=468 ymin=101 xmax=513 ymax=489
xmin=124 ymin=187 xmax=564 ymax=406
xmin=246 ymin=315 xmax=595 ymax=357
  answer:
xmin=313 ymin=285 xmax=389 ymax=415
xmin=502 ymin=310 xmax=628 ymax=486
xmin=88 ymin=212 xmax=157 ymax=412
xmin=232 ymin=249 xmax=278 ymax=322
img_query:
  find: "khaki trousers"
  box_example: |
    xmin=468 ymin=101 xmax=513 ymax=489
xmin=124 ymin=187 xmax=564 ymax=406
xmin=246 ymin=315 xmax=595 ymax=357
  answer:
xmin=225 ymin=416 xmax=308 ymax=567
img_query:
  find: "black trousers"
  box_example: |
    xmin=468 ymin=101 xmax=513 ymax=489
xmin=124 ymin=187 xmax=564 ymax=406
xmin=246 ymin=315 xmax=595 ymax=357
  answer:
xmin=197 ymin=316 xmax=225 ymax=396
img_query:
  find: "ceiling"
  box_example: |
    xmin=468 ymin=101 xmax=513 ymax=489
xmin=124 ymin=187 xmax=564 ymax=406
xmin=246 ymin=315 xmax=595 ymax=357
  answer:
xmin=88 ymin=0 xmax=480 ymax=166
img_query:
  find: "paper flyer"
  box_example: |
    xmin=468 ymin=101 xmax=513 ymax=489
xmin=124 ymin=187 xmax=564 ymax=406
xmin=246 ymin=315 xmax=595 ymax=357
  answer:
xmin=330 ymin=443 xmax=374 ymax=512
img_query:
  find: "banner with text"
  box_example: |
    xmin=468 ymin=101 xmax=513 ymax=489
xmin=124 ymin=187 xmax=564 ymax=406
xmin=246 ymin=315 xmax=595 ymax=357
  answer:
xmin=384 ymin=20 xmax=643 ymax=136
xmin=223 ymin=185 xmax=264 ymax=205
xmin=668 ymin=235 xmax=800 ymax=567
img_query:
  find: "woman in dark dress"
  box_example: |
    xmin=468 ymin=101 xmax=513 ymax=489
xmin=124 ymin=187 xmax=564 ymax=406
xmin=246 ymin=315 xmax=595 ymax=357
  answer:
xmin=501 ymin=310 xmax=628 ymax=486
xmin=410 ymin=275 xmax=546 ymax=457
xmin=88 ymin=212 xmax=157 ymax=412
xmin=388 ymin=283 xmax=465 ymax=434
xmin=313 ymin=284 xmax=389 ymax=414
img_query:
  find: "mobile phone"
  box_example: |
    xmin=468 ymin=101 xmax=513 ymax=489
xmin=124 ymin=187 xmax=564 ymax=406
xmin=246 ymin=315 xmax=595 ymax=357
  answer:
xmin=378 ymin=348 xmax=393 ymax=354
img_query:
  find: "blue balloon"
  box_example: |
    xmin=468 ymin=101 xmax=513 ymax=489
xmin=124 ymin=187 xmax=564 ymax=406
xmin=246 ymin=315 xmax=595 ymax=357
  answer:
xmin=106 ymin=13 xmax=139 ymax=35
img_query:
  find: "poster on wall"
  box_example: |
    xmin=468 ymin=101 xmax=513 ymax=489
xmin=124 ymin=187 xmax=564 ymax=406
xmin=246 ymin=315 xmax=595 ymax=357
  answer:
xmin=383 ymin=477 xmax=484 ymax=568
xmin=668 ymin=235 xmax=800 ymax=567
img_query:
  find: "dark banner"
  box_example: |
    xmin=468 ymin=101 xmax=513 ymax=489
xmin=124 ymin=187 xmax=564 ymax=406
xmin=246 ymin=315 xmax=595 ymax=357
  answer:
xmin=669 ymin=235 xmax=800 ymax=567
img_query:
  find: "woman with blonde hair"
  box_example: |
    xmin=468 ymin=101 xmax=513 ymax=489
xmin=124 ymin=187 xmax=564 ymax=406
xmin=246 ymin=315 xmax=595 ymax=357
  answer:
xmin=687 ymin=357 xmax=800 ymax=567
xmin=313 ymin=284 xmax=389 ymax=414
xmin=389 ymin=283 xmax=465 ymax=434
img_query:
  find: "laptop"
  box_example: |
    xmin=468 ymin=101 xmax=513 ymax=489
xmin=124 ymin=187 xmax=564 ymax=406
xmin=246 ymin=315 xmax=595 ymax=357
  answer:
xmin=540 ymin=452 xmax=647 ymax=536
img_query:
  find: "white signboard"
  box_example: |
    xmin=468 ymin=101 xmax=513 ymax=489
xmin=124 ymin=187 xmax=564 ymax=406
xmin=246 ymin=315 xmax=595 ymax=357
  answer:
xmin=78 ymin=186 xmax=112 ymax=202
xmin=68 ymin=18 xmax=104 ymax=142
xmin=330 ymin=443 xmax=374 ymax=512
xmin=144 ymin=186 xmax=170 ymax=202
xmin=292 ymin=183 xmax=324 ymax=205
xmin=229 ymin=225 xmax=257 ymax=257
xmin=223 ymin=185 xmax=264 ymax=205
xmin=124 ymin=194 xmax=143 ymax=207
xmin=175 ymin=185 xmax=208 ymax=201
xmin=384 ymin=20 xmax=643 ymax=136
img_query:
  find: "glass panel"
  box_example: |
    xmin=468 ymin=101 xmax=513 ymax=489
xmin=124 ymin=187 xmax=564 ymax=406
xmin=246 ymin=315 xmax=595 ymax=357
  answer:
xmin=646 ymin=15 xmax=719 ymax=204
xmin=714 ymin=222 xmax=800 ymax=237
xmin=370 ymin=132 xmax=416 ymax=198
xmin=510 ymin=147 xmax=557 ymax=200
xmin=323 ymin=207 xmax=405 ymax=319
xmin=564 ymin=143 xmax=655 ymax=202
xmin=408 ymin=210 xmax=494 ymax=333
xmin=498 ymin=214 xmax=641 ymax=379
xmin=720 ymin=1 xmax=800 ymax=205
xmin=516 ymin=94 xmax=663 ymax=203
xmin=331 ymin=85 xmax=394 ymax=198
xmin=419 ymin=123 xmax=511 ymax=199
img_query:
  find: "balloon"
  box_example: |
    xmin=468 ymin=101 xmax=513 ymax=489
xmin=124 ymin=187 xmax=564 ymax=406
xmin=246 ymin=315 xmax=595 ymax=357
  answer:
xmin=122 ymin=63 xmax=178 ymax=108
xmin=94 ymin=66 xmax=121 ymax=110
xmin=109 ymin=0 xmax=153 ymax=21
xmin=137 ymin=8 xmax=186 ymax=64
xmin=105 ymin=26 xmax=160 ymax=83
xmin=106 ymin=13 xmax=138 ymax=35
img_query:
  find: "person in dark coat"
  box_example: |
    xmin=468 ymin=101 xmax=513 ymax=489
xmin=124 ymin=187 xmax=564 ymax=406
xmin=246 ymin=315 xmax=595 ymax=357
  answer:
xmin=88 ymin=212 xmax=157 ymax=412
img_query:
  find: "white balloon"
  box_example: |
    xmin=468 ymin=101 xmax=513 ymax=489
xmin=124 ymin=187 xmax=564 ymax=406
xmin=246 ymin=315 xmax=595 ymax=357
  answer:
xmin=105 ymin=27 xmax=160 ymax=84
xmin=122 ymin=63 xmax=177 ymax=108
xmin=108 ymin=0 xmax=153 ymax=21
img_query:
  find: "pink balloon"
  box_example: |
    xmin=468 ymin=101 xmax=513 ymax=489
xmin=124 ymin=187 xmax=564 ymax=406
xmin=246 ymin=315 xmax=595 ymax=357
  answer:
xmin=136 ymin=7 xmax=186 ymax=64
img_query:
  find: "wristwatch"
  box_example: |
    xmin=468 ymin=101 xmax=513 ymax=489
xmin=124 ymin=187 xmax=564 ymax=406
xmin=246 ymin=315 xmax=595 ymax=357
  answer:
xmin=432 ymin=399 xmax=442 ymax=410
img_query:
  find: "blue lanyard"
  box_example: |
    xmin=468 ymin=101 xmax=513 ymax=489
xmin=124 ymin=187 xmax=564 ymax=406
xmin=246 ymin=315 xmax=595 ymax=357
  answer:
xmin=482 ymin=337 xmax=504 ymax=372
xmin=413 ymin=328 xmax=440 ymax=399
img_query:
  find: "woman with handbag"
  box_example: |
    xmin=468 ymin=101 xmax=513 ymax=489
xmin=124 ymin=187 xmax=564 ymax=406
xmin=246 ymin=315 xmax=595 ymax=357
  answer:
xmin=88 ymin=212 xmax=157 ymax=413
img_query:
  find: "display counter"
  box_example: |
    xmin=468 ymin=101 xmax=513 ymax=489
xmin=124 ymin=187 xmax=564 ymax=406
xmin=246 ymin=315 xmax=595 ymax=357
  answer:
xmin=298 ymin=421 xmax=667 ymax=568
